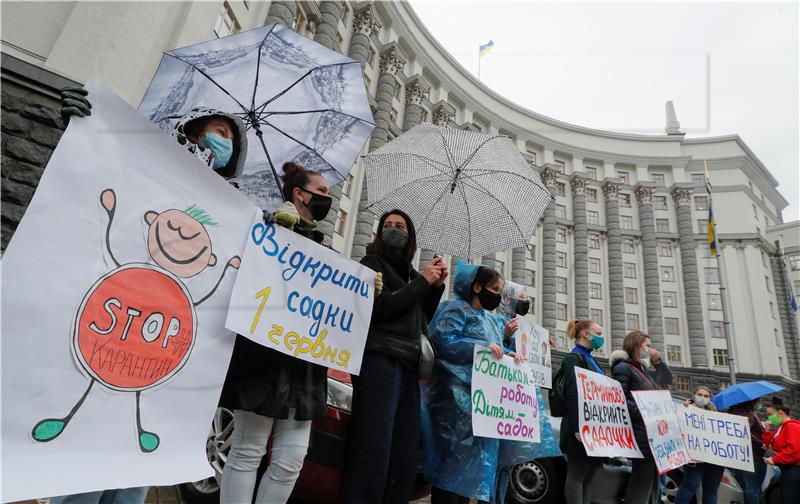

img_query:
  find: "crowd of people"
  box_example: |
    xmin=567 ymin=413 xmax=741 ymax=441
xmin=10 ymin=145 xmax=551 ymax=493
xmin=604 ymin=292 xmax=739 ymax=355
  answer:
xmin=49 ymin=90 xmax=800 ymax=504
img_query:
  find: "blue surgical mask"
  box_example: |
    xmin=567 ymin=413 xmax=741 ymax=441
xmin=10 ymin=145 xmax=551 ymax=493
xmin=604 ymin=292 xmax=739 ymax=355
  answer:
xmin=588 ymin=332 xmax=604 ymax=350
xmin=200 ymin=132 xmax=233 ymax=169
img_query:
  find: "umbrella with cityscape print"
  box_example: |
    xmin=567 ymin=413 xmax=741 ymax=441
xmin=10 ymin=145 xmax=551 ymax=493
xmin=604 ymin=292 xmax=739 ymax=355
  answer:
xmin=139 ymin=23 xmax=375 ymax=211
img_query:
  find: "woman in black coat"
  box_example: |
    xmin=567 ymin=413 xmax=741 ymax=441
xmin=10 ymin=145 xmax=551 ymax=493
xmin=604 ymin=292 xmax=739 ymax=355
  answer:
xmin=344 ymin=209 xmax=447 ymax=504
xmin=611 ymin=330 xmax=673 ymax=504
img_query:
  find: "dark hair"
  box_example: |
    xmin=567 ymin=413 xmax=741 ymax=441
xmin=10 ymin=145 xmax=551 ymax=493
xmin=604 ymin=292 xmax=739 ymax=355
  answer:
xmin=184 ymin=115 xmax=240 ymax=177
xmin=366 ymin=209 xmax=418 ymax=262
xmin=471 ymin=266 xmax=502 ymax=297
xmin=280 ymin=162 xmax=321 ymax=202
xmin=778 ymin=405 xmax=791 ymax=416
xmin=623 ymin=331 xmax=651 ymax=359
xmin=771 ymin=396 xmax=785 ymax=407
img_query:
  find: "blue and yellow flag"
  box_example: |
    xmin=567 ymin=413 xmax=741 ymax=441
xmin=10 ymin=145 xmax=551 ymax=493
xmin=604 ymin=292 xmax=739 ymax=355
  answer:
xmin=479 ymin=40 xmax=495 ymax=57
xmin=705 ymin=160 xmax=717 ymax=257
xmin=779 ymin=240 xmax=799 ymax=314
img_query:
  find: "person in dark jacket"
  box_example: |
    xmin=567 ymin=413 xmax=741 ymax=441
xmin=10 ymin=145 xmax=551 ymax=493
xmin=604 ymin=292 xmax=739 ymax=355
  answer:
xmin=611 ymin=330 xmax=673 ymax=504
xmin=559 ymin=319 xmax=605 ymax=504
xmin=343 ymin=209 xmax=447 ymax=503
xmin=729 ymin=398 xmax=767 ymax=504
xmin=218 ymin=162 xmax=338 ymax=504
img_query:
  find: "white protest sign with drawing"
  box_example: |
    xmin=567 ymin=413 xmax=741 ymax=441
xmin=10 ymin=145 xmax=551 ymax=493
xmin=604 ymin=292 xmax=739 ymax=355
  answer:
xmin=514 ymin=317 xmax=552 ymax=389
xmin=1 ymin=81 xmax=260 ymax=502
xmin=632 ymin=390 xmax=691 ymax=474
xmin=471 ymin=345 xmax=541 ymax=442
xmin=575 ymin=367 xmax=643 ymax=458
xmin=678 ymin=405 xmax=755 ymax=472
xmin=225 ymin=222 xmax=376 ymax=375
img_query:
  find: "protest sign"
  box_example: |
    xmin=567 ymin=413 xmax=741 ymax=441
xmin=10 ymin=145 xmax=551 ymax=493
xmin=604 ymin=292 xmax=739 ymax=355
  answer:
xmin=514 ymin=318 xmax=552 ymax=388
xmin=225 ymin=223 xmax=375 ymax=374
xmin=575 ymin=367 xmax=643 ymax=458
xmin=471 ymin=345 xmax=541 ymax=442
xmin=1 ymin=81 xmax=260 ymax=502
xmin=678 ymin=405 xmax=754 ymax=472
xmin=632 ymin=391 xmax=691 ymax=473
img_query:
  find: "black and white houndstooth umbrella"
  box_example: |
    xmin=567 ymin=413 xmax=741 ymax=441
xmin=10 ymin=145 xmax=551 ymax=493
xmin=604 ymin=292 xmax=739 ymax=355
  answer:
xmin=364 ymin=123 xmax=553 ymax=259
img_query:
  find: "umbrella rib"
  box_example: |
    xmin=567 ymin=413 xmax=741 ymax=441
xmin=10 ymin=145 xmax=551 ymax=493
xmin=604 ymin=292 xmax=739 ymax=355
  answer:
xmin=457 ymin=175 xmax=527 ymax=242
xmin=258 ymin=61 xmax=362 ymax=110
xmin=438 ymin=130 xmax=458 ymax=170
xmin=366 ymin=173 xmax=451 ymax=209
xmin=265 ymin=108 xmax=375 ymax=126
xmin=457 ymin=135 xmax=504 ymax=171
xmin=250 ymin=24 xmax=278 ymax=112
xmin=262 ymin=120 xmax=339 ymax=175
xmin=418 ymin=182 xmax=455 ymax=248
xmin=457 ymin=174 xmax=473 ymax=260
xmin=164 ymin=53 xmax=249 ymax=114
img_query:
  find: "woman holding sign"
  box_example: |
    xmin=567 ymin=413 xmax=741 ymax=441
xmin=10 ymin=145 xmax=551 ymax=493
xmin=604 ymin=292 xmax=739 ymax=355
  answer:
xmin=612 ymin=331 xmax=673 ymax=504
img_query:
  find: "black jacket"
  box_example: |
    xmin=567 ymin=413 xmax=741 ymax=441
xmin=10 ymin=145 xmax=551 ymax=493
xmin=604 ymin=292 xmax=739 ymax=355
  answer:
xmin=359 ymin=252 xmax=444 ymax=366
xmin=218 ymin=219 xmax=327 ymax=421
xmin=611 ymin=357 xmax=673 ymax=458
xmin=559 ymin=352 xmax=591 ymax=458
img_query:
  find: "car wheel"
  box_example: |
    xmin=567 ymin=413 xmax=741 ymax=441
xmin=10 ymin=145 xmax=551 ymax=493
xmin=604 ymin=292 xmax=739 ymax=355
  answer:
xmin=179 ymin=407 xmax=235 ymax=504
xmin=660 ymin=470 xmax=682 ymax=504
xmin=507 ymin=458 xmax=562 ymax=504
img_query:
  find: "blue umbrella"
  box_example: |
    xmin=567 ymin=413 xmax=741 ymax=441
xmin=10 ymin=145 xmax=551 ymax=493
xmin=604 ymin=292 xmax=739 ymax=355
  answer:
xmin=712 ymin=380 xmax=784 ymax=411
xmin=139 ymin=24 xmax=374 ymax=211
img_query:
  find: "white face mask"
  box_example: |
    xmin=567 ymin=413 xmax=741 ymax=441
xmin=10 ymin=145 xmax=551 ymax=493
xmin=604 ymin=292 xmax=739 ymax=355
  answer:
xmin=639 ymin=346 xmax=650 ymax=360
xmin=694 ymin=395 xmax=710 ymax=407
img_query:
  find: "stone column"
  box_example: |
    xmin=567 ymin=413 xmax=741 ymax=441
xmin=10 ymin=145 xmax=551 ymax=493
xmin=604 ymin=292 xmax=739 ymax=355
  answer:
xmin=771 ymin=247 xmax=800 ymax=379
xmin=672 ymin=183 xmax=707 ymax=367
xmin=350 ymin=44 xmax=405 ymax=261
xmin=347 ymin=4 xmax=380 ymax=65
xmin=265 ymin=1 xmax=297 ymax=27
xmin=540 ymin=167 xmax=559 ymax=336
xmin=603 ymin=179 xmax=625 ymax=349
xmin=511 ymin=246 xmax=527 ymax=285
xmin=431 ymin=101 xmax=456 ymax=127
xmin=571 ymin=173 xmax=590 ymax=320
xmin=635 ymin=182 xmax=664 ymax=351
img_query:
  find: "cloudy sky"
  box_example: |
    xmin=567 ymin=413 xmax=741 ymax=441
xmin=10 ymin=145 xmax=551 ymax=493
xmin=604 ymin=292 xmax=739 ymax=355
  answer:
xmin=409 ymin=1 xmax=799 ymax=222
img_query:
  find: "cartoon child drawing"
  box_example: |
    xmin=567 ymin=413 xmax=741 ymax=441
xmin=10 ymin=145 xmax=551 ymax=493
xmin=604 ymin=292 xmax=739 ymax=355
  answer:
xmin=31 ymin=189 xmax=240 ymax=453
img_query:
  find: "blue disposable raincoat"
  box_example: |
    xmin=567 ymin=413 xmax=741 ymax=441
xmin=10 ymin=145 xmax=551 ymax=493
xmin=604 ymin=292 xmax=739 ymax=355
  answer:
xmin=488 ymin=281 xmax=562 ymax=503
xmin=421 ymin=261 xmax=502 ymax=501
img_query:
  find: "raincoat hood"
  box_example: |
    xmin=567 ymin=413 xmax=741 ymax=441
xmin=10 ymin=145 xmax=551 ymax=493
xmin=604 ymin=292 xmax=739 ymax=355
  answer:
xmin=452 ymin=260 xmax=482 ymax=301
xmin=171 ymin=107 xmax=248 ymax=179
xmin=497 ymin=280 xmax=527 ymax=320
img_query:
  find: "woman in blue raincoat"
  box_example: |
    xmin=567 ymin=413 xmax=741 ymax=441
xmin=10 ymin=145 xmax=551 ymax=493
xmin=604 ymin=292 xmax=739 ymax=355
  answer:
xmin=489 ymin=281 xmax=561 ymax=504
xmin=421 ymin=261 xmax=518 ymax=503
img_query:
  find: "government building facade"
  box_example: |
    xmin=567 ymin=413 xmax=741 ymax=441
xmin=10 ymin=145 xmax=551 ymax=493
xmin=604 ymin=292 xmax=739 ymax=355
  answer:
xmin=2 ymin=0 xmax=799 ymax=402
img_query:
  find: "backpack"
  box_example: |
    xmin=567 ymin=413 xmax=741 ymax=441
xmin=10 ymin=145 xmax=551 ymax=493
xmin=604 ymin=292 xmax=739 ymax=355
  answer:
xmin=549 ymin=352 xmax=588 ymax=417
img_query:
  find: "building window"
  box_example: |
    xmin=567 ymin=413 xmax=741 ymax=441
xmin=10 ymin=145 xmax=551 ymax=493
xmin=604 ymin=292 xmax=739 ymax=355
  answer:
xmin=590 ymin=308 xmax=603 ymax=325
xmin=770 ymin=301 xmax=776 ymax=318
xmin=664 ymin=317 xmax=679 ymax=334
xmin=617 ymin=171 xmax=630 ymax=184
xmin=366 ymin=45 xmax=376 ymax=67
xmin=555 ymin=182 xmax=566 ymax=196
xmin=775 ymin=328 xmax=782 ymax=347
xmin=526 ymin=243 xmax=536 ymax=260
xmin=657 ymin=241 xmax=672 ymax=257
xmin=526 ymin=151 xmax=538 ymax=164
xmin=661 ymin=266 xmax=675 ymax=282
xmin=420 ymin=109 xmax=429 ymax=122
xmin=620 ymin=215 xmax=634 ymax=230
xmin=363 ymin=74 xmax=372 ymax=90
xmin=625 ymin=287 xmax=638 ymax=304
xmin=619 ymin=193 xmax=632 ymax=208
xmin=340 ymin=3 xmax=349 ymax=21
xmin=623 ymin=238 xmax=635 ymax=254
xmin=389 ymin=107 xmax=398 ymax=123
xmin=556 ymin=330 xmax=568 ymax=350
xmin=214 ymin=1 xmax=241 ymax=37
xmin=524 ymin=269 xmax=535 ymax=287
xmin=334 ymin=32 xmax=344 ymax=51
xmin=626 ymin=313 xmax=640 ymax=331
xmin=704 ymin=267 xmax=720 ymax=284
xmin=663 ymin=291 xmax=678 ymax=308
xmin=651 ymin=173 xmax=665 ymax=187
xmin=293 ymin=9 xmax=306 ymax=33
xmin=556 ymin=227 xmax=567 ymax=243
xmin=586 ymin=187 xmax=598 ymax=202
xmin=695 ymin=196 xmax=708 ymax=211
xmin=624 ymin=262 xmax=637 ymax=279
xmin=691 ymin=173 xmax=706 ymax=187
xmin=713 ymin=349 xmax=729 ymax=367
xmin=789 ymin=254 xmax=800 ymax=271
xmin=556 ymin=303 xmax=567 ymax=320
xmin=556 ymin=204 xmax=566 ymax=219
xmin=697 ymin=219 xmax=708 ymax=234
xmin=341 ymin=173 xmax=354 ymax=198
xmin=707 ymin=293 xmax=722 ymax=310
xmin=675 ymin=375 xmax=690 ymax=392
xmin=587 ymin=210 xmax=600 ymax=225
xmin=590 ymin=283 xmax=603 ymax=299
xmin=710 ymin=321 xmax=725 ymax=338
xmin=656 ymin=218 xmax=670 ymax=233
xmin=589 ymin=257 xmax=601 ymax=274
xmin=529 ymin=297 xmax=536 ymax=314
xmin=556 ymin=251 xmax=567 ymax=268
xmin=554 ymin=160 xmax=566 ymax=173
xmin=334 ymin=208 xmax=348 ymax=235
xmin=586 ymin=166 xmax=597 ymax=179
xmin=394 ymin=84 xmax=403 ymax=100
xmin=667 ymin=345 xmax=682 ymax=364
xmin=556 ymin=276 xmax=568 ymax=294
xmin=700 ymin=243 xmax=712 ymax=257
xmin=654 ymin=196 xmax=668 ymax=210
xmin=589 ymin=233 xmax=600 ymax=249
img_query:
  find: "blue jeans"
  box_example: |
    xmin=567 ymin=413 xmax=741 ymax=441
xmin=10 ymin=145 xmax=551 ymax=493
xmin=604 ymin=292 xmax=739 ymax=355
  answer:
xmin=50 ymin=487 xmax=149 ymax=504
xmin=675 ymin=463 xmax=725 ymax=504
xmin=735 ymin=459 xmax=767 ymax=504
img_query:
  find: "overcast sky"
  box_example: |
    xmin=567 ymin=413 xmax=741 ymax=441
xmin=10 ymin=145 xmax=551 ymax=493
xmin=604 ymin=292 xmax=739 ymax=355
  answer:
xmin=408 ymin=1 xmax=799 ymax=222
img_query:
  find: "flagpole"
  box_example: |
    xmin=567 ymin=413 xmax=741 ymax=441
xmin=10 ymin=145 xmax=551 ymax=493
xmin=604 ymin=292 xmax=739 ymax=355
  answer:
xmin=478 ymin=52 xmax=481 ymax=81
xmin=775 ymin=239 xmax=800 ymax=372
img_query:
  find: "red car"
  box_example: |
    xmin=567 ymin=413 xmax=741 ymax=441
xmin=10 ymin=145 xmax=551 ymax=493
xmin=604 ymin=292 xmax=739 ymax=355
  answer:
xmin=179 ymin=369 xmax=430 ymax=503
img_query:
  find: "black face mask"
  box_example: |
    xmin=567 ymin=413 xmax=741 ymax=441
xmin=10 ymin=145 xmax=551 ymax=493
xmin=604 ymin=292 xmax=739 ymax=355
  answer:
xmin=299 ymin=188 xmax=332 ymax=221
xmin=381 ymin=227 xmax=408 ymax=253
xmin=477 ymin=288 xmax=502 ymax=311
xmin=515 ymin=299 xmax=530 ymax=316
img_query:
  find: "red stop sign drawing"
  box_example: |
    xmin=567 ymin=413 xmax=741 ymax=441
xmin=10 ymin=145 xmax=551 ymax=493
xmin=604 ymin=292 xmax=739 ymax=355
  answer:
xmin=73 ymin=263 xmax=196 ymax=391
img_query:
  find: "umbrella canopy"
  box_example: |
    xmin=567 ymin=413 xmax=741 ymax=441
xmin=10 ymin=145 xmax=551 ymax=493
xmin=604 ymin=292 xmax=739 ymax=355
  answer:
xmin=712 ymin=380 xmax=785 ymax=411
xmin=139 ymin=24 xmax=374 ymax=211
xmin=364 ymin=123 xmax=552 ymax=259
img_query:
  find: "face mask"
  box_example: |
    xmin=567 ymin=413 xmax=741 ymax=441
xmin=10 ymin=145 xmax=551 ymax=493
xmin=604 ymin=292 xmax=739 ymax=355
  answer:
xmin=299 ymin=189 xmax=332 ymax=221
xmin=199 ymin=132 xmax=233 ymax=169
xmin=477 ymin=288 xmax=502 ymax=311
xmin=515 ymin=299 xmax=530 ymax=316
xmin=588 ymin=332 xmax=604 ymax=350
xmin=694 ymin=395 xmax=710 ymax=407
xmin=769 ymin=413 xmax=784 ymax=427
xmin=381 ymin=227 xmax=408 ymax=253
xmin=639 ymin=347 xmax=650 ymax=360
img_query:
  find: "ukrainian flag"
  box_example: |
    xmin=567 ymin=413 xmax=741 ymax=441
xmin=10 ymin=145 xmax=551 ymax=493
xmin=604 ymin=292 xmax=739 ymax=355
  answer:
xmin=479 ymin=40 xmax=495 ymax=57
xmin=705 ymin=161 xmax=717 ymax=257
xmin=779 ymin=240 xmax=799 ymax=314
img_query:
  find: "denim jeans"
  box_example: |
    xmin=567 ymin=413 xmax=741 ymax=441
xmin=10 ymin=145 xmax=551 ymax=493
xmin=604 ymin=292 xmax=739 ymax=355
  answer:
xmin=735 ymin=459 xmax=767 ymax=504
xmin=675 ymin=463 xmax=725 ymax=504
xmin=344 ymin=353 xmax=420 ymax=504
xmin=50 ymin=487 xmax=149 ymax=504
xmin=563 ymin=454 xmax=601 ymax=504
